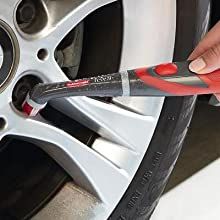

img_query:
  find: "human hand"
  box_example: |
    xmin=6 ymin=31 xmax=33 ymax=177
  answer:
xmin=189 ymin=21 xmax=220 ymax=74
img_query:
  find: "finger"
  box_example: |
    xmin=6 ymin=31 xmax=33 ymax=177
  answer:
xmin=189 ymin=42 xmax=220 ymax=74
xmin=189 ymin=21 xmax=220 ymax=60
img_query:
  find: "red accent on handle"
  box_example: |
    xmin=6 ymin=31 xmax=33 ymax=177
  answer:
xmin=66 ymin=80 xmax=90 ymax=88
xmin=198 ymin=69 xmax=220 ymax=90
xmin=155 ymin=63 xmax=178 ymax=76
xmin=202 ymin=70 xmax=220 ymax=82
xmin=134 ymin=68 xmax=220 ymax=96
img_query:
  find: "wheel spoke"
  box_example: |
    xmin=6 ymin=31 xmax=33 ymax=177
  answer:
xmin=37 ymin=57 xmax=69 ymax=83
xmin=92 ymin=138 xmax=140 ymax=174
xmin=8 ymin=116 xmax=129 ymax=205
xmin=0 ymin=1 xmax=20 ymax=23
xmin=113 ymin=97 xmax=164 ymax=116
xmin=51 ymin=97 xmax=159 ymax=153
xmin=43 ymin=0 xmax=117 ymax=49
xmin=0 ymin=99 xmax=15 ymax=141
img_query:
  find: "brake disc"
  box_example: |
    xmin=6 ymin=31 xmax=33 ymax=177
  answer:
xmin=55 ymin=23 xmax=84 ymax=79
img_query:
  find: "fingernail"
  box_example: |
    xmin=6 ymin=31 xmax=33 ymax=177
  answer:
xmin=189 ymin=58 xmax=206 ymax=73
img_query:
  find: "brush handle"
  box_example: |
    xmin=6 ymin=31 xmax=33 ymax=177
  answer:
xmin=29 ymin=61 xmax=220 ymax=105
xmin=130 ymin=61 xmax=220 ymax=96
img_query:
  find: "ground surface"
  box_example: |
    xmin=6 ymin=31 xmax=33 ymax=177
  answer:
xmin=166 ymin=101 xmax=220 ymax=192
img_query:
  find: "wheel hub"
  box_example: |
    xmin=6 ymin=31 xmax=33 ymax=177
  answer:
xmin=0 ymin=20 xmax=18 ymax=92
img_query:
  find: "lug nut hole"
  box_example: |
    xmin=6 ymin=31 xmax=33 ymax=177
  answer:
xmin=0 ymin=118 xmax=7 ymax=130
xmin=16 ymin=0 xmax=48 ymax=35
xmin=37 ymin=49 xmax=49 ymax=61
xmin=12 ymin=75 xmax=42 ymax=111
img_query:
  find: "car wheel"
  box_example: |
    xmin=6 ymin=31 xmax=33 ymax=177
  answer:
xmin=0 ymin=0 xmax=210 ymax=219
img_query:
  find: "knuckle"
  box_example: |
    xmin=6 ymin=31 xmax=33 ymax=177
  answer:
xmin=202 ymin=44 xmax=220 ymax=66
xmin=208 ymin=45 xmax=220 ymax=59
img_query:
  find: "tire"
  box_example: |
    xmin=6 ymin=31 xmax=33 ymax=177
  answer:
xmin=109 ymin=1 xmax=211 ymax=219
xmin=0 ymin=1 xmax=210 ymax=219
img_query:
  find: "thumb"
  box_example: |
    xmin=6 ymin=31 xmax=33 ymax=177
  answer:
xmin=189 ymin=43 xmax=220 ymax=74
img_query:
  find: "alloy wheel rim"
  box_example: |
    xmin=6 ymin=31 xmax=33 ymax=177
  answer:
xmin=0 ymin=0 xmax=176 ymax=219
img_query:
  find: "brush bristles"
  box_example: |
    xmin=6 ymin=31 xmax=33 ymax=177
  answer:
xmin=22 ymin=93 xmax=47 ymax=117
